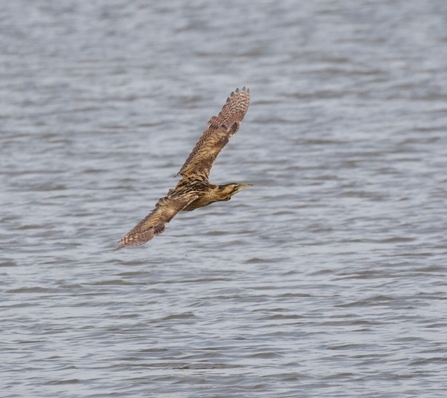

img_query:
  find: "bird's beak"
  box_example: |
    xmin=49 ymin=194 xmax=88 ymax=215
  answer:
xmin=236 ymin=183 xmax=253 ymax=192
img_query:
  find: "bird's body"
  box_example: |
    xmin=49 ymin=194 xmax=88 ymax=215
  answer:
xmin=117 ymin=87 xmax=251 ymax=249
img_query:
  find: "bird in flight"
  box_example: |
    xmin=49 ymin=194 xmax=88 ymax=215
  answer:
xmin=116 ymin=87 xmax=251 ymax=249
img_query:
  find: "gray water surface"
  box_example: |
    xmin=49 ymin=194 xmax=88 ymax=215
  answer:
xmin=1 ymin=1 xmax=447 ymax=397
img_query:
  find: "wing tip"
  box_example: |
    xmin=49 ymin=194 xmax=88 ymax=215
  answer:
xmin=115 ymin=232 xmax=149 ymax=250
xmin=115 ymin=237 xmax=128 ymax=250
xmin=229 ymin=86 xmax=249 ymax=96
xmin=115 ymin=236 xmax=148 ymax=250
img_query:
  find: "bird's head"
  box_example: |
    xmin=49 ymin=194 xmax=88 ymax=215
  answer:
xmin=218 ymin=183 xmax=253 ymax=200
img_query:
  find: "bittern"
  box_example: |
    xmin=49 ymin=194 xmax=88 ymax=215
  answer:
xmin=117 ymin=87 xmax=251 ymax=249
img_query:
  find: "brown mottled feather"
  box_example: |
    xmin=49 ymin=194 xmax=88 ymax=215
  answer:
xmin=177 ymin=87 xmax=250 ymax=179
xmin=116 ymin=191 xmax=199 ymax=249
xmin=117 ymin=87 xmax=250 ymax=249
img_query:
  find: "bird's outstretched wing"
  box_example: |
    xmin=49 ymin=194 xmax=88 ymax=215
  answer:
xmin=116 ymin=192 xmax=199 ymax=249
xmin=177 ymin=87 xmax=250 ymax=179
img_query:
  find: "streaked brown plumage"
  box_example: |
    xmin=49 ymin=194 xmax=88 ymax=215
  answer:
xmin=117 ymin=87 xmax=251 ymax=249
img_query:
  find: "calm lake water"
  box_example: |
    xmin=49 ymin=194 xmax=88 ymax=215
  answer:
xmin=1 ymin=0 xmax=447 ymax=396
